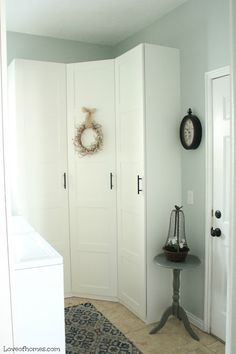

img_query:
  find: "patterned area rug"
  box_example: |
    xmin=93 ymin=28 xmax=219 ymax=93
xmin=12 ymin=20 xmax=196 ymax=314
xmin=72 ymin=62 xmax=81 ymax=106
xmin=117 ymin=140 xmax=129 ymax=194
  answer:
xmin=65 ymin=303 xmax=142 ymax=354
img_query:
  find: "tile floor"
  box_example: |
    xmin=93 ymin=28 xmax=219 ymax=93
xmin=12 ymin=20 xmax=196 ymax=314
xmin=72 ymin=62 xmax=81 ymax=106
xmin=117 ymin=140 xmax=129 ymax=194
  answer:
xmin=64 ymin=297 xmax=225 ymax=354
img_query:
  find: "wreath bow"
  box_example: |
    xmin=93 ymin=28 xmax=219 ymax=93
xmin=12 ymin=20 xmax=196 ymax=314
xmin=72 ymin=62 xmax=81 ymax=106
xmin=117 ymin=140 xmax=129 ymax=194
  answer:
xmin=74 ymin=107 xmax=103 ymax=157
xmin=82 ymin=107 xmax=96 ymax=128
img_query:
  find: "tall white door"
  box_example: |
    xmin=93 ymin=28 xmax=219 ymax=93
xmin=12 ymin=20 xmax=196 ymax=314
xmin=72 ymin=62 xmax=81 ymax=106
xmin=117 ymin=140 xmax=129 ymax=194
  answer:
xmin=211 ymin=73 xmax=231 ymax=341
xmin=116 ymin=45 xmax=146 ymax=319
xmin=8 ymin=60 xmax=71 ymax=294
xmin=67 ymin=60 xmax=117 ymax=298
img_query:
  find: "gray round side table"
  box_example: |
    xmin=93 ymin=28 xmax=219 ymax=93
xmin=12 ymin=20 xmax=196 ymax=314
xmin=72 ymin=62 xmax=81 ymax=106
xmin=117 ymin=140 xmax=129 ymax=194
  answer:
xmin=150 ymin=253 xmax=201 ymax=341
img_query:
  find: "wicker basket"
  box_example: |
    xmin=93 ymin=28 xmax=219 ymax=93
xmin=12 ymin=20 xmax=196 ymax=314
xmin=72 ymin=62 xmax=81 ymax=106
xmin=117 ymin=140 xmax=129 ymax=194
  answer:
xmin=163 ymin=248 xmax=189 ymax=262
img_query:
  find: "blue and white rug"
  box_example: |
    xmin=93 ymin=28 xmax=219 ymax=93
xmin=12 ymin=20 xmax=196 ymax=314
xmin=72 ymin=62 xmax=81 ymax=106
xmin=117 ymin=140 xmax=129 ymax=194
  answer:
xmin=65 ymin=303 xmax=142 ymax=354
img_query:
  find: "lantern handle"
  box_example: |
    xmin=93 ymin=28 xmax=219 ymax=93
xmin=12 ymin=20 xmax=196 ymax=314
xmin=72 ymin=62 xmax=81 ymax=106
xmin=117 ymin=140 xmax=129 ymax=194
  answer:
xmin=175 ymin=205 xmax=183 ymax=211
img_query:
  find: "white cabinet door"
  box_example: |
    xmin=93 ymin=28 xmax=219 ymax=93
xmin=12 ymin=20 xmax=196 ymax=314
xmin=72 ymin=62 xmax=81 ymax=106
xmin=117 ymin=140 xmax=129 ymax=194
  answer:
xmin=8 ymin=60 xmax=71 ymax=294
xmin=115 ymin=45 xmax=146 ymax=319
xmin=67 ymin=60 xmax=117 ymax=298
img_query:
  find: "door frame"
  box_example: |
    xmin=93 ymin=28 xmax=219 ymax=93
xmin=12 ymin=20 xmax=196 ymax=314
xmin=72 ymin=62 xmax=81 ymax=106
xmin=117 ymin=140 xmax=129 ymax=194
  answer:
xmin=204 ymin=66 xmax=230 ymax=334
xmin=227 ymin=1 xmax=236 ymax=352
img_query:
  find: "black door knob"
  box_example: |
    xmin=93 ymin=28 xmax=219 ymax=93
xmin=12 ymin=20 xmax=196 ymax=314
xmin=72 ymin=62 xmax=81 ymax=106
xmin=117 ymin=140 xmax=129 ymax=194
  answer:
xmin=211 ymin=227 xmax=221 ymax=237
xmin=215 ymin=228 xmax=221 ymax=237
xmin=215 ymin=210 xmax=222 ymax=219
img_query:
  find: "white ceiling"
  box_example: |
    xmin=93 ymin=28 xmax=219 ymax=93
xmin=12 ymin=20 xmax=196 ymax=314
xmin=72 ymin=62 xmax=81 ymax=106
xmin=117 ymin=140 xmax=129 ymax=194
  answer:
xmin=6 ymin=0 xmax=188 ymax=46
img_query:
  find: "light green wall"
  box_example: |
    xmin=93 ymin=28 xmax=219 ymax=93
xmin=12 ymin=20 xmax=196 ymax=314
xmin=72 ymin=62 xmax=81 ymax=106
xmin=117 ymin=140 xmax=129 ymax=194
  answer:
xmin=7 ymin=31 xmax=113 ymax=64
xmin=114 ymin=0 xmax=230 ymax=320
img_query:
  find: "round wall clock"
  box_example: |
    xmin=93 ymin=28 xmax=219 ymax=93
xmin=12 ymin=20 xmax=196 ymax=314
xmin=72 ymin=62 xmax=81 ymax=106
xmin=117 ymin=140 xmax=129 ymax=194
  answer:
xmin=180 ymin=108 xmax=202 ymax=149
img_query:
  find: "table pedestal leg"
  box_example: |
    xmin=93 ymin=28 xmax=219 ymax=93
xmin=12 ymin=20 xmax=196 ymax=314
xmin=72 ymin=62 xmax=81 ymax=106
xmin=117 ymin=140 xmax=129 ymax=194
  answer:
xmin=150 ymin=268 xmax=199 ymax=341
xmin=149 ymin=306 xmax=172 ymax=334
xmin=178 ymin=306 xmax=199 ymax=341
xmin=172 ymin=269 xmax=180 ymax=318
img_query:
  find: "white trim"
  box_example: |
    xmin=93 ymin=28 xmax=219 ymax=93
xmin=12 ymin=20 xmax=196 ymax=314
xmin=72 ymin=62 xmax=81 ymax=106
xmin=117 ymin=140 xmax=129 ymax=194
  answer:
xmin=186 ymin=311 xmax=205 ymax=331
xmin=118 ymin=298 xmax=146 ymax=323
xmin=204 ymin=66 xmax=230 ymax=333
xmin=226 ymin=2 xmax=236 ymax=353
xmin=68 ymin=293 xmax=119 ymax=302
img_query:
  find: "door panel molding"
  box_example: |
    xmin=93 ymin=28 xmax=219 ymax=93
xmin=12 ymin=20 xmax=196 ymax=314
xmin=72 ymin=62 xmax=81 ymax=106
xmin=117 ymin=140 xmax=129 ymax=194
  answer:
xmin=204 ymin=66 xmax=230 ymax=334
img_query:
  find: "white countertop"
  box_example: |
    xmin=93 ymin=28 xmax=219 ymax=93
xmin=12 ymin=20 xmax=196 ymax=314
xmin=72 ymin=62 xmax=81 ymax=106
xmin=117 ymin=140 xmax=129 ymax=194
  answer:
xmin=11 ymin=216 xmax=63 ymax=270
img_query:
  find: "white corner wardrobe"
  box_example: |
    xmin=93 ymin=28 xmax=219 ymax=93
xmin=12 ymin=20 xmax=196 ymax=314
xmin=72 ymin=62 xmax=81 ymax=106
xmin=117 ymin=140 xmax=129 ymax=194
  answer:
xmin=8 ymin=43 xmax=181 ymax=324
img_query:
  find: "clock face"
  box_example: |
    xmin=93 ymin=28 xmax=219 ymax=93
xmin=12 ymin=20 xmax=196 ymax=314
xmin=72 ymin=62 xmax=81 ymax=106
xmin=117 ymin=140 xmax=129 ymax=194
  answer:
xmin=179 ymin=111 xmax=202 ymax=150
xmin=183 ymin=119 xmax=194 ymax=147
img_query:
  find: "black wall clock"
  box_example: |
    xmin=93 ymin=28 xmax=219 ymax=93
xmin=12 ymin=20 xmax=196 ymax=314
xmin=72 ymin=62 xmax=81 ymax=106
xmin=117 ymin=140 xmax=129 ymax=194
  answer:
xmin=180 ymin=108 xmax=202 ymax=150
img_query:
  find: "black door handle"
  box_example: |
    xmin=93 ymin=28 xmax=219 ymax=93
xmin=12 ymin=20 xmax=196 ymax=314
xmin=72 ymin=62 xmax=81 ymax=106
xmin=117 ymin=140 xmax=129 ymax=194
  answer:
xmin=110 ymin=173 xmax=113 ymax=190
xmin=137 ymin=175 xmax=142 ymax=194
xmin=63 ymin=172 xmax=67 ymax=189
xmin=211 ymin=227 xmax=221 ymax=237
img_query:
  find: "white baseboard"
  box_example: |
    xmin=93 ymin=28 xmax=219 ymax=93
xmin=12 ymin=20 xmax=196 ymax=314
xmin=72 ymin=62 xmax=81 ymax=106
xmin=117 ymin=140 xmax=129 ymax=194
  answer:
xmin=65 ymin=292 xmax=119 ymax=303
xmin=118 ymin=299 xmax=146 ymax=323
xmin=186 ymin=310 xmax=205 ymax=331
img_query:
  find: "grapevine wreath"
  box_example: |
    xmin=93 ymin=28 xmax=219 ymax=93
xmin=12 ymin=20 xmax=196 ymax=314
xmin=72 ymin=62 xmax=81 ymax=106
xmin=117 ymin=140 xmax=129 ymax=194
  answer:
xmin=74 ymin=107 xmax=103 ymax=156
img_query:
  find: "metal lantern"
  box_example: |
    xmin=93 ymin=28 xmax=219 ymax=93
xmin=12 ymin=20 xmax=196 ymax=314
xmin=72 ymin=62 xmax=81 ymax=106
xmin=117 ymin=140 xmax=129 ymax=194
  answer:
xmin=163 ymin=205 xmax=189 ymax=262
